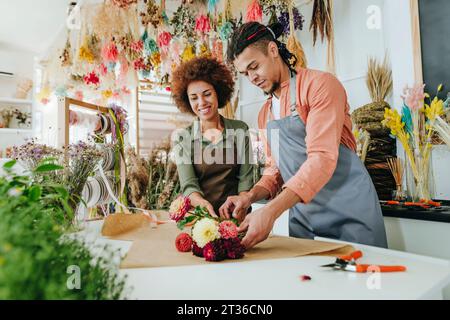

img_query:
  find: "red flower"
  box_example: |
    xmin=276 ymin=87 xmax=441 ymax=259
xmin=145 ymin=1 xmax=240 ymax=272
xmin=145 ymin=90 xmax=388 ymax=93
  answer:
xmin=203 ymin=240 xmax=226 ymax=262
xmin=169 ymin=196 xmax=191 ymax=222
xmin=83 ymin=71 xmax=100 ymax=86
xmin=133 ymin=57 xmax=145 ymax=71
xmin=192 ymin=241 xmax=204 ymax=257
xmin=175 ymin=232 xmax=193 ymax=252
xmin=218 ymin=220 xmax=238 ymax=239
xmin=222 ymin=238 xmax=245 ymax=259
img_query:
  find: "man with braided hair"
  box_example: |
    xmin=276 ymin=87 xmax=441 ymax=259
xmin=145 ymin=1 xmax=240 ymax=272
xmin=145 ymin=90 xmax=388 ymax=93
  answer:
xmin=219 ymin=22 xmax=387 ymax=249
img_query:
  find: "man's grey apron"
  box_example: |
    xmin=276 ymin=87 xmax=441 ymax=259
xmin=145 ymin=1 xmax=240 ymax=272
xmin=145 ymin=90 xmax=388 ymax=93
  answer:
xmin=267 ymin=76 xmax=387 ymax=248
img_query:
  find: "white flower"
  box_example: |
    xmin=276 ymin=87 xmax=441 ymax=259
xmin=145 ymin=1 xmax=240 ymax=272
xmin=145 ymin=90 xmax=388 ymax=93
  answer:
xmin=7 ymin=188 xmax=22 ymax=197
xmin=191 ymin=218 xmax=220 ymax=248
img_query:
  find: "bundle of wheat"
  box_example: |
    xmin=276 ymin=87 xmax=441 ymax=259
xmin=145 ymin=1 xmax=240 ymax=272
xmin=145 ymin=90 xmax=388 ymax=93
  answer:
xmin=351 ymin=55 xmax=396 ymax=200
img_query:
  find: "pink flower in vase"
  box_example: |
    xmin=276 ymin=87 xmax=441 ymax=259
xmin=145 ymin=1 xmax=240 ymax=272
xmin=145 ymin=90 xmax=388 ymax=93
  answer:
xmin=402 ymin=83 xmax=426 ymax=112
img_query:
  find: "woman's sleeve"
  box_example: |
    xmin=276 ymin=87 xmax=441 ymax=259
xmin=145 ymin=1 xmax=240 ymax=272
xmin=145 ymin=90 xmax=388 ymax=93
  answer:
xmin=237 ymin=124 xmax=255 ymax=193
xmin=173 ymin=128 xmax=204 ymax=197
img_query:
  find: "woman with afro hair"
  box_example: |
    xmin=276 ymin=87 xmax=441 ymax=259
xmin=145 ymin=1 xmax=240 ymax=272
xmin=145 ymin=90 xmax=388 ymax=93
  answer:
xmin=171 ymin=57 xmax=254 ymax=221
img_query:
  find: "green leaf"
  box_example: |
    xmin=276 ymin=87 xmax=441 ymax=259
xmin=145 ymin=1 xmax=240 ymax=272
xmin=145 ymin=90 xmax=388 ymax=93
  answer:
xmin=28 ymin=186 xmax=42 ymax=201
xmin=53 ymin=186 xmax=69 ymax=199
xmin=3 ymin=160 xmax=16 ymax=169
xmin=34 ymin=163 xmax=64 ymax=173
xmin=176 ymin=215 xmax=196 ymax=230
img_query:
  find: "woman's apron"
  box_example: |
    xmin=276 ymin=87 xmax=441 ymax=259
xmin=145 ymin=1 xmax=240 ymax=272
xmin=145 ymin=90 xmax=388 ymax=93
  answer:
xmin=192 ymin=132 xmax=240 ymax=213
xmin=266 ymin=76 xmax=388 ymax=248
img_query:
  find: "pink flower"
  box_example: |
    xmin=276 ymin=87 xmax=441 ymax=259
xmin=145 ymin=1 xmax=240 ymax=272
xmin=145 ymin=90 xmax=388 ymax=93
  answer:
xmin=157 ymin=31 xmax=172 ymax=50
xmin=402 ymin=83 xmax=426 ymax=111
xmin=74 ymin=90 xmax=84 ymax=101
xmin=218 ymin=220 xmax=238 ymax=239
xmin=195 ymin=14 xmax=211 ymax=34
xmin=101 ymin=41 xmax=119 ymax=63
xmin=169 ymin=196 xmax=191 ymax=222
xmin=246 ymin=0 xmax=263 ymax=23
xmin=96 ymin=63 xmax=108 ymax=76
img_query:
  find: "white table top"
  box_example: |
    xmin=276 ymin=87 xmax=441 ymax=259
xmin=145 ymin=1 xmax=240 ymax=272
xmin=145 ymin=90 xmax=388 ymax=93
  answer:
xmin=77 ymin=220 xmax=450 ymax=300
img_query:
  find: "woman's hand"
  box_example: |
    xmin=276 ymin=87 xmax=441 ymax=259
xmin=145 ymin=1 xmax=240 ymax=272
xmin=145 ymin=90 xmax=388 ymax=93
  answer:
xmin=219 ymin=192 xmax=252 ymax=222
xmin=189 ymin=192 xmax=217 ymax=218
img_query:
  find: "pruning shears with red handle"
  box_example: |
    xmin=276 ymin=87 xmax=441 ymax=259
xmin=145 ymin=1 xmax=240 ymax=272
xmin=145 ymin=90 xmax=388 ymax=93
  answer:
xmin=321 ymin=250 xmax=407 ymax=273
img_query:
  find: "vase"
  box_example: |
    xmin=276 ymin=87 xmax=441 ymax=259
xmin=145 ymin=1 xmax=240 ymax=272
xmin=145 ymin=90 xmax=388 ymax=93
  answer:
xmin=404 ymin=151 xmax=434 ymax=201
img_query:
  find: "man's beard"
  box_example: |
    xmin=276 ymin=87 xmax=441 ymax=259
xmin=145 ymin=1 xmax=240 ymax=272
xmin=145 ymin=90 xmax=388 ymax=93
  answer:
xmin=263 ymin=82 xmax=280 ymax=95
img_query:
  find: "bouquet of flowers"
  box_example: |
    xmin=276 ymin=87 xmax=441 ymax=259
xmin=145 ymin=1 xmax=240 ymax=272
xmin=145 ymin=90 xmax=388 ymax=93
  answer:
xmin=382 ymin=84 xmax=445 ymax=201
xmin=169 ymin=196 xmax=246 ymax=262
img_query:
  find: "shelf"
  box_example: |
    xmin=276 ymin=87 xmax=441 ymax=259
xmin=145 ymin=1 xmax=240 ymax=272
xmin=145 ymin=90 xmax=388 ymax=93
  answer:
xmin=0 ymin=97 xmax=33 ymax=105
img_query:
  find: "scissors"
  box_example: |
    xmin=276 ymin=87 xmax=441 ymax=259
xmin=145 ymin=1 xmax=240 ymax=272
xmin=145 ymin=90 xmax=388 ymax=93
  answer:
xmin=321 ymin=250 xmax=407 ymax=273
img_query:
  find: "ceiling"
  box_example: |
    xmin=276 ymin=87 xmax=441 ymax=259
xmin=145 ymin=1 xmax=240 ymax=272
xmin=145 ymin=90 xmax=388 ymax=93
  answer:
xmin=0 ymin=0 xmax=72 ymax=54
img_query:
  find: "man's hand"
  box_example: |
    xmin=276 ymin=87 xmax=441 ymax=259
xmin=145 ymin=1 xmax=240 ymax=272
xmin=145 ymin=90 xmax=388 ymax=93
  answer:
xmin=237 ymin=188 xmax=302 ymax=249
xmin=237 ymin=207 xmax=276 ymax=249
xmin=219 ymin=193 xmax=252 ymax=222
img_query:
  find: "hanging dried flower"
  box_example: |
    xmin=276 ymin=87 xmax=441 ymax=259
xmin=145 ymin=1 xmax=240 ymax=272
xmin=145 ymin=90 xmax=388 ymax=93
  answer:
xmin=150 ymin=51 xmax=161 ymax=67
xmin=157 ymin=31 xmax=172 ymax=54
xmin=140 ymin=0 xmax=162 ymax=28
xmin=60 ymin=37 xmax=72 ymax=67
xmin=218 ymin=21 xmax=234 ymax=41
xmin=142 ymin=30 xmax=159 ymax=54
xmin=139 ymin=57 xmax=153 ymax=78
xmin=83 ymin=71 xmax=100 ymax=86
xmin=310 ymin=0 xmax=333 ymax=46
xmin=195 ymin=14 xmax=211 ymax=34
xmin=133 ymin=57 xmax=145 ymax=71
xmin=278 ymin=7 xmax=305 ymax=36
xmin=198 ymin=42 xmax=211 ymax=58
xmin=246 ymin=0 xmax=263 ymax=23
xmin=171 ymin=5 xmax=196 ymax=39
xmin=93 ymin=3 xmax=126 ymax=39
xmin=181 ymin=44 xmax=196 ymax=62
xmin=101 ymin=41 xmax=119 ymax=64
xmin=78 ymin=36 xmax=95 ymax=63
xmin=212 ymin=38 xmax=224 ymax=62
xmin=96 ymin=63 xmax=108 ymax=76
xmin=119 ymin=33 xmax=143 ymax=62
xmin=169 ymin=38 xmax=183 ymax=66
xmin=111 ymin=0 xmax=137 ymax=9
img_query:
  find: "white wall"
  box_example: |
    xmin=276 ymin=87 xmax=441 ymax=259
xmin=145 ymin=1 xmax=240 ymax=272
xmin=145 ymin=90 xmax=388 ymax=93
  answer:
xmin=0 ymin=46 xmax=37 ymax=153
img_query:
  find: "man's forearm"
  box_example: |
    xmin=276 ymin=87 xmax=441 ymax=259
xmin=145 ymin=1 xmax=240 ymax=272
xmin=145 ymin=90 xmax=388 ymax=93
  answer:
xmin=246 ymin=186 xmax=271 ymax=204
xmin=265 ymin=188 xmax=301 ymax=220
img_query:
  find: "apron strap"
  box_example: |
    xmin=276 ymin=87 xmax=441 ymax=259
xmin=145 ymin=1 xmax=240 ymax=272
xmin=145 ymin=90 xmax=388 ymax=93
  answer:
xmin=289 ymin=75 xmax=299 ymax=118
xmin=267 ymin=73 xmax=298 ymax=124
